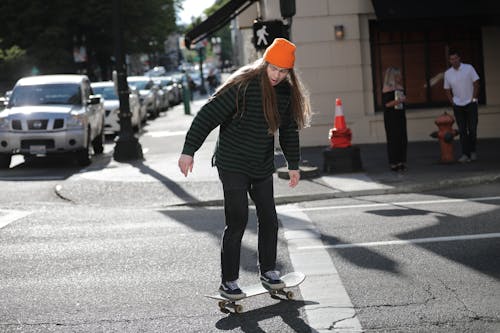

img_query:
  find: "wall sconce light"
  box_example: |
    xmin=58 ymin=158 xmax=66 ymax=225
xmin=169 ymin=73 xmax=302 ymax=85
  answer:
xmin=334 ymin=25 xmax=345 ymax=40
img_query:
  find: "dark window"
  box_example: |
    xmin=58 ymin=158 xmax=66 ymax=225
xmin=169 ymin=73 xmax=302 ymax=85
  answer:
xmin=370 ymin=21 xmax=485 ymax=111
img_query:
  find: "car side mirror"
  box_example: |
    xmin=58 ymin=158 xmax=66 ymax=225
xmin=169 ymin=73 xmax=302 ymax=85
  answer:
xmin=88 ymin=95 xmax=101 ymax=105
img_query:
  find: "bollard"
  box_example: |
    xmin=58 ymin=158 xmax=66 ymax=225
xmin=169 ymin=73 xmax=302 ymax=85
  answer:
xmin=182 ymin=83 xmax=191 ymax=115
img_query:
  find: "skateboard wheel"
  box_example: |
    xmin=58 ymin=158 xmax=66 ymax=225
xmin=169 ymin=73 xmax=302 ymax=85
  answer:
xmin=286 ymin=291 xmax=294 ymax=299
xmin=218 ymin=301 xmax=229 ymax=313
xmin=235 ymin=305 xmax=243 ymax=313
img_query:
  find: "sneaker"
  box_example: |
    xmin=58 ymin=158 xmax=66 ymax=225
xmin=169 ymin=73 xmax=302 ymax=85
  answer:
xmin=458 ymin=154 xmax=471 ymax=163
xmin=470 ymin=152 xmax=477 ymax=161
xmin=219 ymin=280 xmax=246 ymax=300
xmin=260 ymin=270 xmax=285 ymax=290
xmin=397 ymin=163 xmax=408 ymax=172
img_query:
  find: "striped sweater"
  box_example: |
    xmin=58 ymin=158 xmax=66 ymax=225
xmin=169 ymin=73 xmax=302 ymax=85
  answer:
xmin=181 ymin=76 xmax=300 ymax=178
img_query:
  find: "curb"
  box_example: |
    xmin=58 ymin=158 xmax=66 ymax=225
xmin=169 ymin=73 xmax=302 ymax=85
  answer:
xmin=156 ymin=172 xmax=500 ymax=208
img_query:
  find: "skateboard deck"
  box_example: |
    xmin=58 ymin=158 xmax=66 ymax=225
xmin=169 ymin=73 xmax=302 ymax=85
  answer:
xmin=205 ymin=271 xmax=306 ymax=313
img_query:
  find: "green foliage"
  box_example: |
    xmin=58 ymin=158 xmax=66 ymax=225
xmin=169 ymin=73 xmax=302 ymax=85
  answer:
xmin=0 ymin=39 xmax=30 ymax=91
xmin=0 ymin=45 xmax=26 ymax=62
xmin=0 ymin=0 xmax=182 ymax=82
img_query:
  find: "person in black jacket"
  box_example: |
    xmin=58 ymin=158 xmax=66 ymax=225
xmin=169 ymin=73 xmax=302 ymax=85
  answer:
xmin=178 ymin=38 xmax=311 ymax=300
xmin=382 ymin=67 xmax=408 ymax=172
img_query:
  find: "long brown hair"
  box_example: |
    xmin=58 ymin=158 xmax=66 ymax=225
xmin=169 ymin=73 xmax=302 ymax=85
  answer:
xmin=213 ymin=59 xmax=311 ymax=134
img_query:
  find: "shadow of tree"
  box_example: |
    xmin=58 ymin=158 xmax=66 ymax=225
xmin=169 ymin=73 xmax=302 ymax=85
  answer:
xmin=320 ymin=234 xmax=401 ymax=274
xmin=365 ymin=207 xmax=430 ymax=217
xmin=321 ymin=195 xmax=500 ymax=280
xmin=129 ymin=159 xmax=201 ymax=203
xmin=396 ymin=201 xmax=500 ymax=280
xmin=0 ymin=151 xmax=113 ymax=181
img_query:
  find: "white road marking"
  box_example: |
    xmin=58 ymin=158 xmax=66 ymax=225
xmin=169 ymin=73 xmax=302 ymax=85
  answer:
xmin=0 ymin=209 xmax=31 ymax=229
xmin=298 ymin=232 xmax=500 ymax=250
xmin=280 ymin=195 xmax=500 ymax=212
xmin=278 ymin=205 xmax=363 ymax=332
xmin=146 ymin=130 xmax=186 ymax=138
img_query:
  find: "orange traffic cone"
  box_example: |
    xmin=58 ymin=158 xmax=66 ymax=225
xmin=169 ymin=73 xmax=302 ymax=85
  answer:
xmin=334 ymin=98 xmax=347 ymax=130
xmin=329 ymin=98 xmax=352 ymax=148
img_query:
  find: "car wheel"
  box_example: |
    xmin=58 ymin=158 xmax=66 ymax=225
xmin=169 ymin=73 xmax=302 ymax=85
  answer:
xmin=0 ymin=154 xmax=12 ymax=169
xmin=92 ymin=126 xmax=105 ymax=155
xmin=76 ymin=130 xmax=91 ymax=166
xmin=133 ymin=116 xmax=142 ymax=133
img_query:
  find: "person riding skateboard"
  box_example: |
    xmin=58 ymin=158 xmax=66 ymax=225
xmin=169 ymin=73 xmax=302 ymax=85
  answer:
xmin=178 ymin=38 xmax=311 ymax=300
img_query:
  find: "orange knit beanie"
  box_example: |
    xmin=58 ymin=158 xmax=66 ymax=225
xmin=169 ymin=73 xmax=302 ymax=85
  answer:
xmin=263 ymin=38 xmax=296 ymax=69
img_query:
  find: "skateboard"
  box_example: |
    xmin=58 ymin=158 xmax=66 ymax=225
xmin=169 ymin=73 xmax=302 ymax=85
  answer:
xmin=205 ymin=271 xmax=306 ymax=314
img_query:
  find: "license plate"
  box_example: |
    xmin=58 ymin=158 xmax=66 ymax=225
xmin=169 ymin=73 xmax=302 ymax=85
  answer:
xmin=29 ymin=145 xmax=46 ymax=155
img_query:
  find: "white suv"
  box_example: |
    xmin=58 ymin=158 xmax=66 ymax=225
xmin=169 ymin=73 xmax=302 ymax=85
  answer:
xmin=0 ymin=75 xmax=105 ymax=168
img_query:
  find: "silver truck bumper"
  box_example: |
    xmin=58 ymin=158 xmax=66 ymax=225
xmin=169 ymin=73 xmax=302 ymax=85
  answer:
xmin=0 ymin=129 xmax=86 ymax=155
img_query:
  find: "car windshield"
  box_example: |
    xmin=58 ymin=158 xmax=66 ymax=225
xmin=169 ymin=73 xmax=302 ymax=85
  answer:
xmin=92 ymin=86 xmax=118 ymax=100
xmin=128 ymin=79 xmax=153 ymax=90
xmin=159 ymin=79 xmax=173 ymax=86
xmin=8 ymin=84 xmax=81 ymax=107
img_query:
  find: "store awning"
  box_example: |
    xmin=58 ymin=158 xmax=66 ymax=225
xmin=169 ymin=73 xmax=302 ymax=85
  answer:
xmin=371 ymin=0 xmax=500 ymax=21
xmin=184 ymin=0 xmax=257 ymax=49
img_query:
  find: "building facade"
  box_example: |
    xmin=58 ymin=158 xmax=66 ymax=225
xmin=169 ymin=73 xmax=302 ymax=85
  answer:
xmin=188 ymin=0 xmax=500 ymax=146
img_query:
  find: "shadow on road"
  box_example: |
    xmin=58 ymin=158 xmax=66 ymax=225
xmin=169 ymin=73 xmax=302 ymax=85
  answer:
xmin=396 ymin=202 xmax=500 ymax=281
xmin=215 ymin=298 xmax=318 ymax=333
xmin=320 ymin=195 xmax=500 ymax=280
xmin=0 ymin=152 xmax=113 ymax=181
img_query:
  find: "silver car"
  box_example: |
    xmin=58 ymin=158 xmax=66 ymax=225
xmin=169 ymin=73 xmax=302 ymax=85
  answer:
xmin=154 ymin=76 xmax=182 ymax=106
xmin=127 ymin=76 xmax=161 ymax=119
xmin=0 ymin=75 xmax=105 ymax=168
xmin=91 ymin=81 xmax=144 ymax=135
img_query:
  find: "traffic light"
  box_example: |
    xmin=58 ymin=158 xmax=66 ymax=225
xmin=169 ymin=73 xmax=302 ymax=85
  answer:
xmin=252 ymin=20 xmax=289 ymax=50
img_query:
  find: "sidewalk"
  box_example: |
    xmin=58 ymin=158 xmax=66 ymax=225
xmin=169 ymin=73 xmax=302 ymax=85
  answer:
xmin=56 ymin=95 xmax=500 ymax=207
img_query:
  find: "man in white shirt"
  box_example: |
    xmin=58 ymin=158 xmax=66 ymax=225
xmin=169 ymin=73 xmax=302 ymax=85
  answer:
xmin=444 ymin=50 xmax=480 ymax=163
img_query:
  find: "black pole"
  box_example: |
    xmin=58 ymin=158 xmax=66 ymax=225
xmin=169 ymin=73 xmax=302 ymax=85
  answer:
xmin=112 ymin=0 xmax=143 ymax=161
xmin=198 ymin=46 xmax=207 ymax=95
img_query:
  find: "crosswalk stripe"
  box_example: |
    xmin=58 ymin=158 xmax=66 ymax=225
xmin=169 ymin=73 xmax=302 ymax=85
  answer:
xmin=298 ymin=233 xmax=500 ymax=250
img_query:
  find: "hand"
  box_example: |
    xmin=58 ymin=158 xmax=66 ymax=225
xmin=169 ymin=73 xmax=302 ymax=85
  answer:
xmin=288 ymin=169 xmax=300 ymax=188
xmin=178 ymin=154 xmax=194 ymax=177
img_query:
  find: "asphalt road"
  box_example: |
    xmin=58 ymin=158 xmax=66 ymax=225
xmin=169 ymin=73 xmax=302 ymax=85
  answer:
xmin=283 ymin=183 xmax=500 ymax=332
xmin=1 ymin=102 xmax=499 ymax=332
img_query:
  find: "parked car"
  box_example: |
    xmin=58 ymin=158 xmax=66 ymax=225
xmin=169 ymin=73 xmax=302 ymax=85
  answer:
xmin=127 ymin=76 xmax=161 ymax=118
xmin=152 ymin=80 xmax=170 ymax=112
xmin=154 ymin=76 xmax=182 ymax=106
xmin=0 ymin=74 xmax=105 ymax=168
xmin=91 ymin=81 xmax=144 ymax=135
xmin=0 ymin=97 xmax=6 ymax=111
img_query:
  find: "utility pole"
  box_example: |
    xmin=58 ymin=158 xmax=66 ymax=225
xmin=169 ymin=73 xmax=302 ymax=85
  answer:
xmin=112 ymin=0 xmax=143 ymax=161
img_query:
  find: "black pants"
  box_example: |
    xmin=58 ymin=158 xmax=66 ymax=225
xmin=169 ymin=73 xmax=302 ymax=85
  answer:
xmin=383 ymin=110 xmax=408 ymax=165
xmin=218 ymin=168 xmax=278 ymax=282
xmin=453 ymin=102 xmax=478 ymax=157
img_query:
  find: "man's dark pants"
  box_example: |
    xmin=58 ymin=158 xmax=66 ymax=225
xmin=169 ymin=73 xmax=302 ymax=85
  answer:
xmin=453 ymin=102 xmax=478 ymax=157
